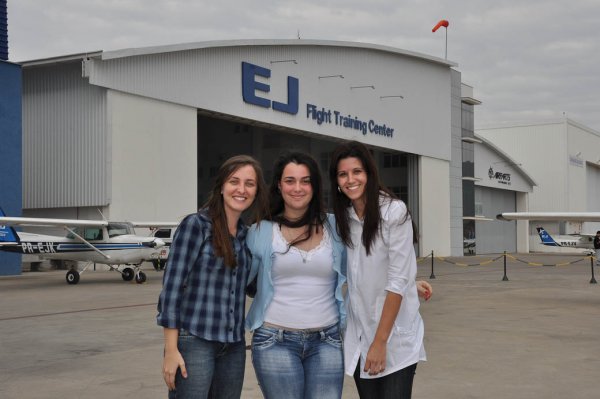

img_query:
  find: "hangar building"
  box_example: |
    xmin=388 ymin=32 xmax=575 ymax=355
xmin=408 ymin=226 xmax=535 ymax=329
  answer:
xmin=16 ymin=39 xmax=533 ymax=263
xmin=478 ymin=119 xmax=600 ymax=253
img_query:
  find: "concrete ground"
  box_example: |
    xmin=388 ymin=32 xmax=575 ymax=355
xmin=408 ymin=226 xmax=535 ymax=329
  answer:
xmin=0 ymin=253 xmax=598 ymax=399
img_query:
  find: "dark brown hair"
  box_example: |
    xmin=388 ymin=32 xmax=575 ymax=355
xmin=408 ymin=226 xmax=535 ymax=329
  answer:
xmin=203 ymin=155 xmax=268 ymax=267
xmin=267 ymin=151 xmax=326 ymax=247
xmin=329 ymin=141 xmax=416 ymax=255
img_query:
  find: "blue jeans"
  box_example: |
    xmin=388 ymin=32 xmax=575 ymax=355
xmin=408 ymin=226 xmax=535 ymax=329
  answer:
xmin=251 ymin=323 xmax=344 ymax=399
xmin=168 ymin=330 xmax=245 ymax=399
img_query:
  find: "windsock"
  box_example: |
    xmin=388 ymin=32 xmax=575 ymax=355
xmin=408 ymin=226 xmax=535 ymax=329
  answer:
xmin=432 ymin=20 xmax=449 ymax=32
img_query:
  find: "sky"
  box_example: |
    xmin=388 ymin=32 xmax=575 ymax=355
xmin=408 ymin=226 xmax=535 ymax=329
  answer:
xmin=6 ymin=0 xmax=600 ymax=132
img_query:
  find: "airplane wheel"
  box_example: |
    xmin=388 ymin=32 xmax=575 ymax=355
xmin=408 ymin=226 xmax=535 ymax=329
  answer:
xmin=66 ymin=270 xmax=80 ymax=285
xmin=135 ymin=271 xmax=147 ymax=284
xmin=122 ymin=268 xmax=135 ymax=281
xmin=158 ymin=260 xmax=166 ymax=271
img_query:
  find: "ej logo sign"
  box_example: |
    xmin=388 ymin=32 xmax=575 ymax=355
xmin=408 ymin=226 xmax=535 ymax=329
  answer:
xmin=241 ymin=62 xmax=299 ymax=115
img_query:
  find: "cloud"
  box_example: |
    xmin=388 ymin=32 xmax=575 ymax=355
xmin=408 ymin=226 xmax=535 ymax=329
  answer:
xmin=7 ymin=0 xmax=600 ymax=131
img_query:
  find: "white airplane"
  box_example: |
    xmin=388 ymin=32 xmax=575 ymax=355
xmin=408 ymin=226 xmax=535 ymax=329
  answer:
xmin=0 ymin=209 xmax=177 ymax=284
xmin=535 ymin=226 xmax=595 ymax=253
xmin=497 ymin=212 xmax=600 ymax=254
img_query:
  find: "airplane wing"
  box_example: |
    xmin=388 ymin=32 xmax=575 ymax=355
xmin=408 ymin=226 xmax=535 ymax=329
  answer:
xmin=497 ymin=212 xmax=600 ymax=222
xmin=130 ymin=222 xmax=179 ymax=228
xmin=0 ymin=216 xmax=108 ymax=228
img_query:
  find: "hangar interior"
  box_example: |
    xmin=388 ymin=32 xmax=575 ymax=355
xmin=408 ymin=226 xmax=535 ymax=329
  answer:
xmin=195 ymin=113 xmax=419 ymax=227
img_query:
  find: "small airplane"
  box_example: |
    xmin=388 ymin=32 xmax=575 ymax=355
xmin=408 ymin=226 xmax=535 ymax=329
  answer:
xmin=497 ymin=211 xmax=600 ymax=254
xmin=535 ymin=226 xmax=595 ymax=254
xmin=0 ymin=208 xmax=177 ymax=284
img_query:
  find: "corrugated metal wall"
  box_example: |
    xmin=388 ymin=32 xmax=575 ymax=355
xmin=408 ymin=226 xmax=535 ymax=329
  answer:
xmin=22 ymin=62 xmax=109 ymax=208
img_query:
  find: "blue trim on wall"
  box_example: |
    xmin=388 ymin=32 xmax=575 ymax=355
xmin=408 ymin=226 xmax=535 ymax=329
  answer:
xmin=0 ymin=61 xmax=22 ymax=275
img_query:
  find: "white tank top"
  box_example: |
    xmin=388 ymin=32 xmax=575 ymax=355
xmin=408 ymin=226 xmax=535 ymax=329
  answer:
xmin=264 ymin=223 xmax=339 ymax=329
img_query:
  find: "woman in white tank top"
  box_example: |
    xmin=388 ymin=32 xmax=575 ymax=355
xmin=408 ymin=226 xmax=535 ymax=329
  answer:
xmin=245 ymin=151 xmax=347 ymax=399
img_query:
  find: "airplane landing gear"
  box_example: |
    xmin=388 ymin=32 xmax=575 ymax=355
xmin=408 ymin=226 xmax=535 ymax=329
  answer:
xmin=135 ymin=271 xmax=147 ymax=284
xmin=121 ymin=267 xmax=135 ymax=281
xmin=66 ymin=269 xmax=80 ymax=285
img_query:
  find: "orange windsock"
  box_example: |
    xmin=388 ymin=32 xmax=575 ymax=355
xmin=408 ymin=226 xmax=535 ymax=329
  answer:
xmin=432 ymin=20 xmax=449 ymax=32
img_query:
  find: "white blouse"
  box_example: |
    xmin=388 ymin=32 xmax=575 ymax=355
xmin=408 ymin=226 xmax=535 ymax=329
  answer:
xmin=343 ymin=196 xmax=426 ymax=379
xmin=263 ymin=224 xmax=338 ymax=329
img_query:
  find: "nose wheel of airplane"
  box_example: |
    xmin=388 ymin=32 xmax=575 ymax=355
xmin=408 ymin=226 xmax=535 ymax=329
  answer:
xmin=135 ymin=271 xmax=147 ymax=284
xmin=121 ymin=267 xmax=135 ymax=281
xmin=66 ymin=270 xmax=80 ymax=285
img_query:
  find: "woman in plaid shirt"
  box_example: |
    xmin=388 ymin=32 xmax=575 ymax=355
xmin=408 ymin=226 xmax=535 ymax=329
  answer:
xmin=157 ymin=155 xmax=268 ymax=399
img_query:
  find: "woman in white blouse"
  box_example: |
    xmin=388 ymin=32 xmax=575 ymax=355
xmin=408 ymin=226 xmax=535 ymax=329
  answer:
xmin=329 ymin=141 xmax=427 ymax=399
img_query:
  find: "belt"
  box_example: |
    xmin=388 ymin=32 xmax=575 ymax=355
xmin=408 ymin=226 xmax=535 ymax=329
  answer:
xmin=262 ymin=322 xmax=330 ymax=333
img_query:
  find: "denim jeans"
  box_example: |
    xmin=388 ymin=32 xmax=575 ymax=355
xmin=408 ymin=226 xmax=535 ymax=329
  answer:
xmin=353 ymin=362 xmax=417 ymax=399
xmin=251 ymin=323 xmax=344 ymax=399
xmin=168 ymin=330 xmax=245 ymax=399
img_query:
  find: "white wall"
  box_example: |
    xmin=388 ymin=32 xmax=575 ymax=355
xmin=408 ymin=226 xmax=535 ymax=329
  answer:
xmin=418 ymin=156 xmax=451 ymax=256
xmin=108 ymin=90 xmax=197 ymax=223
xmin=478 ymin=121 xmax=567 ymax=211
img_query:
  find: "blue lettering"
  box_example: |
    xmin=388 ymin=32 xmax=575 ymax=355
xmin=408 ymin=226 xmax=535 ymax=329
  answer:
xmin=273 ymin=76 xmax=299 ymax=114
xmin=242 ymin=62 xmax=271 ymax=108
xmin=242 ymin=62 xmax=299 ymax=115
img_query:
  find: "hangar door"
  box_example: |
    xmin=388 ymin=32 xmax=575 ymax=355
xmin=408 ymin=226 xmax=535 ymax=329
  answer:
xmin=475 ymin=186 xmax=516 ymax=254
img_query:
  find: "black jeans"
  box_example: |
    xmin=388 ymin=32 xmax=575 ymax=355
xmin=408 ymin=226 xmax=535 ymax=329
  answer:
xmin=353 ymin=362 xmax=417 ymax=399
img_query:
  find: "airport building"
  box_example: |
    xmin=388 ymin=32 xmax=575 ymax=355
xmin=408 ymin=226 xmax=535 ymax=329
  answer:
xmin=478 ymin=119 xmax=600 ymax=253
xmin=19 ymin=40 xmax=463 ymax=258
xmin=14 ymin=39 xmax=545 ymax=271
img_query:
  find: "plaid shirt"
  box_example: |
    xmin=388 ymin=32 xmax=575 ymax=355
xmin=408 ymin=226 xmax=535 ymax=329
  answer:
xmin=156 ymin=210 xmax=250 ymax=343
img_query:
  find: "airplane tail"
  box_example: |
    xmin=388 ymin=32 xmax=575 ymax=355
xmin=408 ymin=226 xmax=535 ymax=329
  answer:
xmin=0 ymin=207 xmax=20 ymax=244
xmin=536 ymin=227 xmax=561 ymax=247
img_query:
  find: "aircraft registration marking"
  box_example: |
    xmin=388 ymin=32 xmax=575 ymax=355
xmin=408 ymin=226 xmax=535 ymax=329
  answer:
xmin=21 ymin=242 xmax=57 ymax=254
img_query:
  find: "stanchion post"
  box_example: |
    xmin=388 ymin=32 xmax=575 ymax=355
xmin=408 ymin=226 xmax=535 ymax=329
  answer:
xmin=502 ymin=251 xmax=509 ymax=281
xmin=430 ymin=250 xmax=436 ymax=279
xmin=590 ymin=255 xmax=597 ymax=284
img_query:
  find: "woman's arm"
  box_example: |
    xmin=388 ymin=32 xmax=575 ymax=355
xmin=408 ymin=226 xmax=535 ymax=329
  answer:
xmin=162 ymin=327 xmax=187 ymax=390
xmin=364 ymin=292 xmax=402 ymax=375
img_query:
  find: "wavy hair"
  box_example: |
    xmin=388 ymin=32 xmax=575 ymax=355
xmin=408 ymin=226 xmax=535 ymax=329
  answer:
xmin=203 ymin=155 xmax=268 ymax=267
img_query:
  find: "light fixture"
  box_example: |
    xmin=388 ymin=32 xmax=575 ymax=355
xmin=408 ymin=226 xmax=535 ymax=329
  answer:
xmin=380 ymin=95 xmax=404 ymax=99
xmin=318 ymin=75 xmax=344 ymax=79
xmin=350 ymin=85 xmax=375 ymax=90
xmin=270 ymin=59 xmax=297 ymax=64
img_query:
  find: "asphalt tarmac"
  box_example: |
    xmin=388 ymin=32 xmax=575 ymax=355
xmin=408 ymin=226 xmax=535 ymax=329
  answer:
xmin=0 ymin=253 xmax=598 ymax=399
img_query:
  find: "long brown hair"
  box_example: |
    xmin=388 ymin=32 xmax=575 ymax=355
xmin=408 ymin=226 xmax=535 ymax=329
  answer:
xmin=203 ymin=155 xmax=268 ymax=267
xmin=329 ymin=141 xmax=415 ymax=255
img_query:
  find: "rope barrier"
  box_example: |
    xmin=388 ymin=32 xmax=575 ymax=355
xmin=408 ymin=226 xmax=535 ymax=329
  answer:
xmin=421 ymin=251 xmax=597 ymax=284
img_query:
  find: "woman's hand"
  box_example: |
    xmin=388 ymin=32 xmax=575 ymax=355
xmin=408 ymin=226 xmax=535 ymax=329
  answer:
xmin=162 ymin=347 xmax=187 ymax=391
xmin=364 ymin=339 xmax=387 ymax=376
xmin=416 ymin=280 xmax=432 ymax=301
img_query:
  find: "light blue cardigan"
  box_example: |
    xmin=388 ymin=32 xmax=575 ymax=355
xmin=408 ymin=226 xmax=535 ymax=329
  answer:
xmin=245 ymin=214 xmax=347 ymax=331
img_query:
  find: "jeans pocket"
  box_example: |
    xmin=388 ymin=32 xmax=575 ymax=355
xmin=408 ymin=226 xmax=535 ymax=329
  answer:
xmin=324 ymin=328 xmax=343 ymax=348
xmin=252 ymin=328 xmax=277 ymax=350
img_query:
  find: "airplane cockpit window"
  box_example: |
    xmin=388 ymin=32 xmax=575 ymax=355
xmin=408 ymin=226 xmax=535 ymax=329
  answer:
xmin=108 ymin=223 xmax=133 ymax=238
xmin=154 ymin=228 xmax=172 ymax=239
xmin=84 ymin=228 xmax=103 ymax=241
